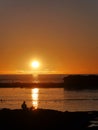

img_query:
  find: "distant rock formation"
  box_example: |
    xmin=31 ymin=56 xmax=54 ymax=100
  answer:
xmin=63 ymin=75 xmax=98 ymax=90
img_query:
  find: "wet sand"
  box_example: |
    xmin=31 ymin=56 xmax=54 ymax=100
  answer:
xmin=0 ymin=108 xmax=98 ymax=130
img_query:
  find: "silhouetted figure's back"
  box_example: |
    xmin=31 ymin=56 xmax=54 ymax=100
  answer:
xmin=21 ymin=101 xmax=27 ymax=110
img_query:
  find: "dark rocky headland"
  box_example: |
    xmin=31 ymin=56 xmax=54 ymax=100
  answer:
xmin=63 ymin=75 xmax=98 ymax=90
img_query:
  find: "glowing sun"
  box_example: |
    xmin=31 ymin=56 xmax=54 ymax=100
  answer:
xmin=31 ymin=61 xmax=40 ymax=69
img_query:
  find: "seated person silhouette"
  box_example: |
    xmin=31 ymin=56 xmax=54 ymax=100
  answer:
xmin=21 ymin=101 xmax=27 ymax=110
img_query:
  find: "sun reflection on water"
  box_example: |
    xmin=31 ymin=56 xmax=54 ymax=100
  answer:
xmin=32 ymin=88 xmax=39 ymax=109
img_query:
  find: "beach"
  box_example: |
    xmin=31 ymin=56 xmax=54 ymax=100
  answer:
xmin=0 ymin=108 xmax=98 ymax=130
xmin=0 ymin=75 xmax=98 ymax=129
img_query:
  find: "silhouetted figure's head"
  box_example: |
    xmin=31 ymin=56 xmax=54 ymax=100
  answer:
xmin=21 ymin=101 xmax=27 ymax=110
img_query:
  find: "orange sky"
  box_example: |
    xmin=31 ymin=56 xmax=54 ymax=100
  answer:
xmin=0 ymin=0 xmax=98 ymax=74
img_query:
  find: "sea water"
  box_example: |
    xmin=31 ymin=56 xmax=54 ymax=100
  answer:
xmin=0 ymin=74 xmax=66 ymax=83
xmin=0 ymin=74 xmax=98 ymax=112
xmin=0 ymin=87 xmax=98 ymax=112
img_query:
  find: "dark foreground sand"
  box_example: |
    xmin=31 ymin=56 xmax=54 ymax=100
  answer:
xmin=0 ymin=108 xmax=98 ymax=130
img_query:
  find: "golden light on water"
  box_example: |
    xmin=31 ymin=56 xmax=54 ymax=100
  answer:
xmin=32 ymin=88 xmax=39 ymax=109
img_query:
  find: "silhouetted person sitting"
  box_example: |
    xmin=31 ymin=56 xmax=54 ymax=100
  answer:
xmin=29 ymin=105 xmax=34 ymax=111
xmin=21 ymin=101 xmax=27 ymax=110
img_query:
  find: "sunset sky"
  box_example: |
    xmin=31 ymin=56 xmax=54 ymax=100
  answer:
xmin=0 ymin=0 xmax=98 ymax=74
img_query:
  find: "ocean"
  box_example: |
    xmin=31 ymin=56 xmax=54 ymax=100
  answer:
xmin=0 ymin=74 xmax=67 ymax=83
xmin=0 ymin=88 xmax=98 ymax=112
xmin=0 ymin=74 xmax=98 ymax=112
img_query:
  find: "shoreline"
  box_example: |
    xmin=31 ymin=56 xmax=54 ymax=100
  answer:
xmin=0 ymin=108 xmax=98 ymax=129
xmin=0 ymin=82 xmax=64 ymax=88
xmin=0 ymin=82 xmax=98 ymax=90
